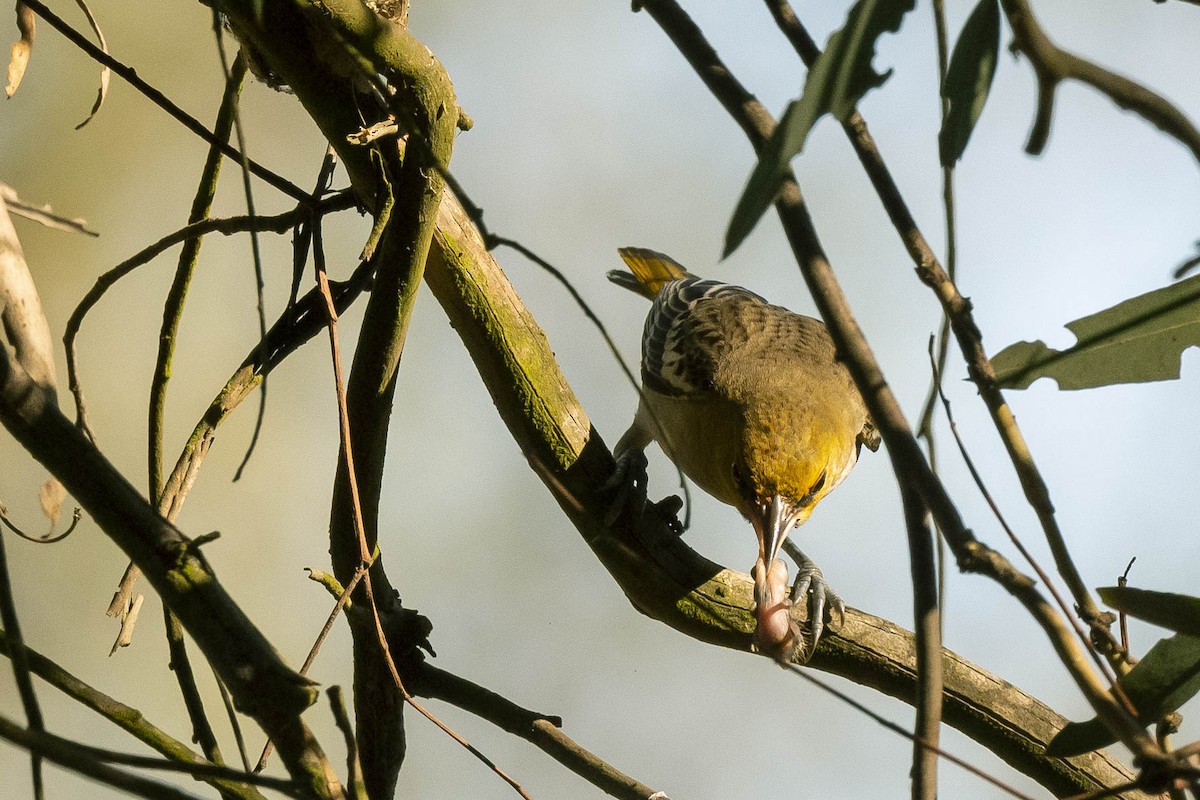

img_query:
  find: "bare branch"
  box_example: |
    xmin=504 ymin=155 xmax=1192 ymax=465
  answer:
xmin=421 ymin=181 xmax=1151 ymax=798
xmin=0 ymin=184 xmax=98 ymax=236
xmin=1000 ymin=0 xmax=1200 ymax=165
xmin=18 ymin=0 xmax=311 ymax=204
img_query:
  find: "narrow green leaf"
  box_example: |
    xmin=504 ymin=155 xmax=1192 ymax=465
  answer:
xmin=724 ymin=0 xmax=916 ymax=256
xmin=1045 ymin=717 xmax=1114 ymax=759
xmin=992 ymin=273 xmax=1200 ymax=389
xmin=1099 ymin=586 xmax=1200 ymax=637
xmin=1047 ymin=633 xmax=1200 ymax=756
xmin=939 ymin=0 xmax=1000 ymax=166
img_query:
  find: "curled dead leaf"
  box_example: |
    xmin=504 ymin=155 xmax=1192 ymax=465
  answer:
xmin=39 ymin=476 xmax=67 ymax=529
xmin=5 ymin=2 xmax=34 ymax=98
xmin=72 ymin=0 xmax=109 ymax=128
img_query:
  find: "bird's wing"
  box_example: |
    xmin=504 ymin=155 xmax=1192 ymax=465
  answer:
xmin=642 ymin=277 xmax=768 ymax=396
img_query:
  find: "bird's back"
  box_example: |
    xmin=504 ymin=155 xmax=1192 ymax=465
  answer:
xmin=610 ymin=247 xmax=879 ymax=660
xmin=643 ymin=278 xmax=871 ymax=504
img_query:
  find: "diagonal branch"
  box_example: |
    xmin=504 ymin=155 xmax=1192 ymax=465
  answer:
xmin=420 ymin=181 xmax=1150 ymax=799
xmin=0 ymin=629 xmax=270 ymax=800
xmin=758 ymin=1 xmax=1116 ymax=664
xmin=0 ymin=348 xmax=344 ymax=798
xmin=631 ymin=0 xmax=1162 ymax=767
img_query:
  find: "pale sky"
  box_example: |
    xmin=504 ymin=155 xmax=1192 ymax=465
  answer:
xmin=3 ymin=1 xmax=1199 ymax=798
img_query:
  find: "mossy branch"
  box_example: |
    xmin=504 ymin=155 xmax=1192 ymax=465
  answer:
xmin=219 ymin=3 xmax=460 ymax=796
xmin=420 ymin=184 xmax=1150 ymax=799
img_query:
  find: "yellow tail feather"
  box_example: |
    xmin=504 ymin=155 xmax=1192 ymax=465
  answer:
xmin=607 ymin=247 xmax=693 ymax=299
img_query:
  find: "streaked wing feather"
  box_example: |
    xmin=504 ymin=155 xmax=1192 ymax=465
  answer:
xmin=642 ymin=277 xmax=767 ymax=396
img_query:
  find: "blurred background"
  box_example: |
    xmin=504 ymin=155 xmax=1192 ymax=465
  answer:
xmin=2 ymin=1 xmax=1199 ymax=797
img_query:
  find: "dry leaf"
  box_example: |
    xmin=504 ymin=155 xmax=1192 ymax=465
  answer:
xmin=39 ymin=476 xmax=67 ymax=529
xmin=73 ymin=0 xmax=109 ymax=128
xmin=5 ymin=2 xmax=34 ymax=98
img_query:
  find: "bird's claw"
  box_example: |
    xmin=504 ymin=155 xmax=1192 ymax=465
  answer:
xmin=603 ymin=450 xmax=684 ymax=535
xmin=787 ymin=554 xmax=844 ymax=661
xmin=653 ymin=495 xmax=685 ymax=536
xmin=603 ymin=449 xmax=649 ymax=528
xmin=751 ymin=550 xmax=843 ymax=663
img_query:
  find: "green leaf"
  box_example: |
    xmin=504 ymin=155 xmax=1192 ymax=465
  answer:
xmin=724 ymin=0 xmax=916 ymax=256
xmin=1098 ymin=586 xmax=1200 ymax=637
xmin=1047 ymin=633 xmax=1200 ymax=756
xmin=939 ymin=0 xmax=1000 ymax=166
xmin=991 ymin=274 xmax=1200 ymax=390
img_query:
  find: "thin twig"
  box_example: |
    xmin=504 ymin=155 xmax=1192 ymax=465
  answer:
xmin=999 ymin=0 xmax=1200 ymax=164
xmin=163 ymin=606 xmax=228 ymax=771
xmin=211 ymin=13 xmax=270 ymax=483
xmin=327 ymin=687 xmax=362 ymax=800
xmin=1118 ymin=558 xmax=1136 ymax=657
xmin=786 ymin=665 xmax=1039 ymax=800
xmin=0 ymin=530 xmax=45 ymax=799
xmin=916 ymin=0 xmax=956 ymax=461
xmin=148 ymin=49 xmax=246 ymax=502
xmin=215 ymin=677 xmax=253 ymax=773
xmin=0 ymin=503 xmax=81 ymax=543
xmin=0 ymin=184 xmax=99 ymax=236
xmin=254 ymin=561 xmax=372 ymax=772
xmin=18 ymin=0 xmax=311 ymax=204
xmin=897 ymin=474 xmax=943 ymax=800
xmin=925 ymin=339 xmax=1130 ymax=700
xmin=634 ymin=0 xmax=1155 ymax=761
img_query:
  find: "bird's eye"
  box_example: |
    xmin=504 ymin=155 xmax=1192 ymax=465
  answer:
xmin=810 ymin=469 xmax=827 ymax=495
xmin=732 ymin=463 xmax=751 ymax=494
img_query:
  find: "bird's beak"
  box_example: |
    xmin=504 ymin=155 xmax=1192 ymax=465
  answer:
xmin=758 ymin=494 xmax=793 ymax=565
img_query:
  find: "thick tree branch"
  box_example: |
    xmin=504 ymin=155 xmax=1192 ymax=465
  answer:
xmin=632 ymin=0 xmax=1159 ymax=768
xmin=420 ymin=183 xmax=1150 ymax=798
xmin=0 ymin=629 xmax=270 ymax=800
xmin=221 ymin=2 xmax=460 ymax=796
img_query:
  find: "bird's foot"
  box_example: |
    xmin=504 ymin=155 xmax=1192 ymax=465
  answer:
xmin=602 ymin=449 xmax=649 ymax=528
xmin=602 ymin=450 xmax=684 ymax=535
xmin=787 ymin=549 xmax=844 ymax=661
xmin=653 ymin=494 xmax=685 ymax=536
xmin=751 ymin=550 xmax=844 ymax=663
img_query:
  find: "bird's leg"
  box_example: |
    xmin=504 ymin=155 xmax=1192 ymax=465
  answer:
xmin=603 ymin=448 xmax=685 ymax=534
xmin=781 ymin=540 xmax=845 ymax=661
xmin=602 ymin=447 xmax=650 ymax=528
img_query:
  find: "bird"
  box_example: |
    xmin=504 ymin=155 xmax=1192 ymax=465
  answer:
xmin=609 ymin=247 xmax=879 ymax=661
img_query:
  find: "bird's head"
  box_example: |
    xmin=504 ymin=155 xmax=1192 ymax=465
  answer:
xmin=735 ymin=421 xmax=845 ymax=568
xmin=737 ymin=463 xmax=828 ymax=569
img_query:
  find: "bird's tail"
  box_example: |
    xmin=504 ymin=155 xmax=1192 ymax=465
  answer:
xmin=607 ymin=247 xmax=692 ymax=299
